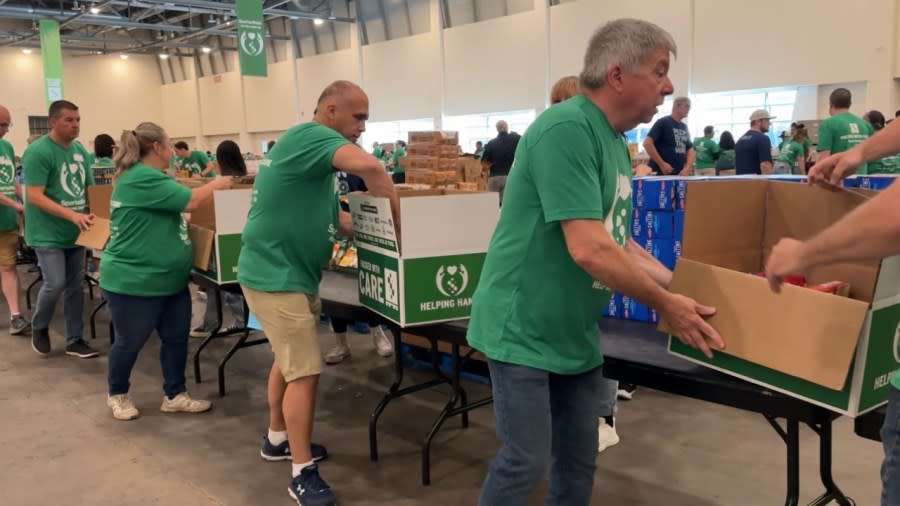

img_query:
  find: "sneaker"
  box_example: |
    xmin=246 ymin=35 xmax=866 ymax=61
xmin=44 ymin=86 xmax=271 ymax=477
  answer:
xmin=190 ymin=327 xmax=212 ymax=339
xmin=373 ymin=326 xmax=393 ymax=357
xmin=617 ymin=383 xmax=636 ymax=400
xmin=31 ymin=327 xmax=50 ymax=355
xmin=107 ymin=394 xmax=140 ymax=421
xmin=260 ymin=436 xmax=329 ymax=463
xmin=160 ymin=392 xmax=212 ymax=413
xmin=9 ymin=315 xmax=30 ymax=336
xmin=196 ymin=290 xmax=207 ymax=302
xmin=288 ymin=464 xmax=336 ymax=506
xmin=65 ymin=339 xmax=99 ymax=358
xmin=324 ymin=344 xmax=351 ymax=365
xmin=597 ymin=417 xmax=620 ymax=453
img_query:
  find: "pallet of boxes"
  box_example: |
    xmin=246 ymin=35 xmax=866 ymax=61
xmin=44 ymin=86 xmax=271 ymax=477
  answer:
xmin=400 ymin=131 xmax=483 ymax=191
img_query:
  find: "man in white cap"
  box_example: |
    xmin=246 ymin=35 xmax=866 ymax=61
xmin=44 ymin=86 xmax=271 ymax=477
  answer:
xmin=735 ymin=109 xmax=775 ymax=175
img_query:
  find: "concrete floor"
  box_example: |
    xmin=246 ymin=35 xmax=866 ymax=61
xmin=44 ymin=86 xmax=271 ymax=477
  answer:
xmin=0 ymin=273 xmax=885 ymax=505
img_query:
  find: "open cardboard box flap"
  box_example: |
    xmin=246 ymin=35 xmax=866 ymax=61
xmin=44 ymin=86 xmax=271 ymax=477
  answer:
xmin=87 ymin=185 xmax=113 ymax=219
xmin=76 ymin=217 xmax=110 ymax=250
xmin=659 ymin=180 xmax=879 ymax=390
xmin=188 ymin=224 xmax=214 ymax=270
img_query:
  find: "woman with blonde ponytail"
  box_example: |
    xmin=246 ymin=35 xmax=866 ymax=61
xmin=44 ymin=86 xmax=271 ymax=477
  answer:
xmin=101 ymin=122 xmax=233 ymax=421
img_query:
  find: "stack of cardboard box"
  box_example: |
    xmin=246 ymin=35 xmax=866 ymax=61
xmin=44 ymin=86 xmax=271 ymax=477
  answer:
xmin=401 ymin=131 xmax=467 ymax=189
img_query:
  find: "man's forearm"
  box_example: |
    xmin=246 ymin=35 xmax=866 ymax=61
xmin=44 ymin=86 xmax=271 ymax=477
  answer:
xmin=685 ymin=149 xmax=695 ymax=170
xmin=644 ymin=141 xmax=664 ymax=166
xmin=798 ymin=181 xmax=900 ymax=269
xmin=626 ymin=239 xmax=672 ymax=288
xmin=28 ymin=191 xmax=76 ymax=220
xmin=0 ymin=194 xmax=19 ymax=210
xmin=859 ymin=119 xmax=900 ymax=162
xmin=578 ymin=240 xmax=672 ymax=311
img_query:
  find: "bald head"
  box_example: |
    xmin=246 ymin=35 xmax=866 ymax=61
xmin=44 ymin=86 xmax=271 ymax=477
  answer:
xmin=314 ymin=80 xmax=369 ymax=143
xmin=0 ymin=106 xmax=10 ymax=139
xmin=496 ymin=120 xmax=509 ymax=134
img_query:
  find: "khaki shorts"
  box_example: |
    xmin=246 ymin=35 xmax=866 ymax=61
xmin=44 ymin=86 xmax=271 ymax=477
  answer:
xmin=695 ymin=168 xmax=716 ymax=177
xmin=0 ymin=230 xmax=19 ymax=267
xmin=241 ymin=286 xmax=323 ymax=382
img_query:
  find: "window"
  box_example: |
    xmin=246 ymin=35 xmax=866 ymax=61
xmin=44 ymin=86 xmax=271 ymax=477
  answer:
xmin=443 ymin=109 xmax=535 ymax=154
xmin=689 ymin=88 xmax=798 ymax=147
xmin=625 ymin=98 xmax=674 ymax=155
xmin=360 ymin=117 xmax=436 ymax=151
xmin=28 ymin=116 xmax=50 ymax=137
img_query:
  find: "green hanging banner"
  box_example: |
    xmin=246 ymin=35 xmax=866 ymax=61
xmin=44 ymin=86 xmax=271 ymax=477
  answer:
xmin=39 ymin=20 xmax=64 ymax=107
xmin=236 ymin=0 xmax=267 ymax=77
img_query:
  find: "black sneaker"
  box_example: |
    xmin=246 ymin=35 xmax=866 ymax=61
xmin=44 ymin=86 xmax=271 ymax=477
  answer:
xmin=65 ymin=339 xmax=99 ymax=359
xmin=260 ymin=435 xmax=328 ymax=463
xmin=32 ymin=328 xmax=51 ymax=355
xmin=10 ymin=315 xmax=30 ymax=336
xmin=288 ymin=464 xmax=336 ymax=506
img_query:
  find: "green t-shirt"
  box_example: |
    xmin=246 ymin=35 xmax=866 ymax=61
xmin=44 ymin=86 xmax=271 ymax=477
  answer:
xmin=372 ymin=146 xmax=383 ymax=159
xmin=0 ymin=139 xmax=19 ymax=232
xmin=23 ymin=135 xmax=95 ymax=248
xmin=873 ymin=155 xmax=900 ymax=174
xmin=391 ymin=147 xmax=407 ymax=173
xmin=179 ymin=150 xmax=211 ymax=177
xmin=693 ymin=137 xmax=720 ymax=169
xmin=237 ymin=122 xmax=348 ymax=294
xmin=818 ymin=112 xmax=873 ymax=174
xmin=99 ymin=163 xmax=192 ymax=297
xmin=777 ymin=140 xmax=804 ymax=164
xmin=93 ymin=156 xmax=113 ymax=167
xmin=467 ymin=95 xmax=633 ymax=375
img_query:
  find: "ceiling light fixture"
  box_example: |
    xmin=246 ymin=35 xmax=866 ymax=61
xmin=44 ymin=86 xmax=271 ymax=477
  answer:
xmin=120 ymin=54 xmax=129 ymax=60
xmin=89 ymin=4 xmax=100 ymax=14
xmin=313 ymin=18 xmax=324 ymax=26
xmin=159 ymin=53 xmax=169 ymax=59
xmin=22 ymin=48 xmax=32 ymax=54
xmin=202 ymin=46 xmax=212 ymax=53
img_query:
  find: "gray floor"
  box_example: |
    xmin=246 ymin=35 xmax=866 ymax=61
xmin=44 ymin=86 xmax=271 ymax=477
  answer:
xmin=0 ymin=272 xmax=885 ymax=505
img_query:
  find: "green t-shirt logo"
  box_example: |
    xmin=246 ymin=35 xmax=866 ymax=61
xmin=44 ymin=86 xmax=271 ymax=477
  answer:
xmin=60 ymin=162 xmax=85 ymax=198
xmin=892 ymin=321 xmax=900 ymax=364
xmin=436 ymin=264 xmax=469 ymax=297
xmin=240 ymin=31 xmax=264 ymax=56
xmin=849 ymin=123 xmax=860 ymax=135
xmin=604 ymin=172 xmax=633 ymax=246
xmin=0 ymin=155 xmax=14 ymax=186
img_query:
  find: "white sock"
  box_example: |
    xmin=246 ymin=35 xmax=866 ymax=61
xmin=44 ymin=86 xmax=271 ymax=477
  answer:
xmin=292 ymin=460 xmax=315 ymax=477
xmin=268 ymin=428 xmax=288 ymax=445
xmin=334 ymin=332 xmax=348 ymax=347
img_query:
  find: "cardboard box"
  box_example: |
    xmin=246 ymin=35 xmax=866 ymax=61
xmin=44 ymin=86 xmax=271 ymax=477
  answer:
xmin=408 ymin=131 xmax=459 ymax=145
xmin=632 ymin=177 xmax=676 ymax=210
xmin=87 ymin=185 xmax=113 ymax=219
xmin=350 ymin=189 xmax=499 ymax=326
xmin=407 ymin=143 xmax=460 ymax=159
xmin=674 ymin=210 xmax=685 ymax=239
xmin=76 ymin=217 xmax=110 ymax=250
xmin=632 ymin=210 xmax=674 ymax=239
xmin=660 ymin=180 xmax=891 ymax=416
xmin=189 ymin=189 xmax=251 ymax=284
xmin=399 ymin=156 xmax=458 ymax=171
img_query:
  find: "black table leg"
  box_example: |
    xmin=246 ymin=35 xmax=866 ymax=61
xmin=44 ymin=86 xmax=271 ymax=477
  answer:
xmin=26 ymin=275 xmax=41 ymax=311
xmin=193 ymin=288 xmax=224 ymax=384
xmin=421 ymin=342 xmax=464 ymax=485
xmin=765 ymin=416 xmax=800 ymax=506
xmin=807 ymin=419 xmax=854 ymax=506
xmin=89 ymin=298 xmax=107 ymax=341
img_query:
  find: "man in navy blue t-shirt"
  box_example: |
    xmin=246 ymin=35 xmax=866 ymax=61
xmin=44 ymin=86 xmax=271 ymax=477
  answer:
xmin=644 ymin=96 xmax=695 ymax=175
xmin=735 ymin=109 xmax=775 ymax=175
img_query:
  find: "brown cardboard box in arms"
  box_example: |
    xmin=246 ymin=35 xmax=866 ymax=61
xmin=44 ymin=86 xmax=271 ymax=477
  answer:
xmin=659 ymin=180 xmax=877 ymax=390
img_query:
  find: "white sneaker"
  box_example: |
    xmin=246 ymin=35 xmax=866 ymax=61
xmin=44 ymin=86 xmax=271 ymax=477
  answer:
xmin=160 ymin=392 xmax=212 ymax=413
xmin=373 ymin=326 xmax=393 ymax=357
xmin=324 ymin=343 xmax=351 ymax=364
xmin=597 ymin=417 xmax=620 ymax=453
xmin=107 ymin=394 xmax=140 ymax=421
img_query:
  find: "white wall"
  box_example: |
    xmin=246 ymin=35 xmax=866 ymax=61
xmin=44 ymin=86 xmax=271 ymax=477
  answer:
xmin=161 ymin=80 xmax=199 ymax=140
xmin=243 ymin=59 xmax=298 ymax=133
xmin=297 ymin=49 xmax=359 ymax=122
xmin=363 ymin=32 xmax=440 ymax=120
xmin=0 ymin=49 xmax=163 ymax=155
xmin=198 ymin=73 xmax=243 ymax=136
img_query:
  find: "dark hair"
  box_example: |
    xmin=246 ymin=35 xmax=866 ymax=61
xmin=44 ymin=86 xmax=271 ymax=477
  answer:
xmin=173 ymin=141 xmax=189 ymax=150
xmin=719 ymin=130 xmax=735 ymax=150
xmin=866 ymin=110 xmax=886 ymax=131
xmin=830 ymin=88 xmax=852 ymax=109
xmin=397 ymin=140 xmax=406 ymax=148
xmin=703 ymin=125 xmax=714 ymax=135
xmin=48 ymin=100 xmax=78 ymax=119
xmin=895 ymin=109 xmax=900 ymax=118
xmin=94 ymin=133 xmax=116 ymax=158
xmin=267 ymin=140 xmax=276 ymax=151
xmin=215 ymin=140 xmax=247 ymax=176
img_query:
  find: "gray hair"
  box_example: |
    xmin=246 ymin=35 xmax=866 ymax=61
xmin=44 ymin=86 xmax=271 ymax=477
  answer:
xmin=674 ymin=96 xmax=690 ymax=107
xmin=579 ymin=18 xmax=677 ymax=91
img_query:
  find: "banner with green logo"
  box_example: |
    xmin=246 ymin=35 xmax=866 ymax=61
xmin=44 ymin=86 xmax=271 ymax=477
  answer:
xmin=39 ymin=20 xmax=64 ymax=107
xmin=236 ymin=0 xmax=267 ymax=77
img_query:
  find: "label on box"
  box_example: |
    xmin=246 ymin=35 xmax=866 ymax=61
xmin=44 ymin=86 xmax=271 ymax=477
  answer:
xmin=402 ymin=253 xmax=485 ymax=325
xmin=632 ymin=178 xmax=675 ymax=210
xmin=674 ymin=210 xmax=685 ymax=239
xmin=640 ymin=238 xmax=679 ymax=270
xmin=859 ymin=303 xmax=900 ymax=411
xmin=350 ymin=197 xmax=398 ymax=252
xmin=216 ymin=234 xmax=242 ymax=283
xmin=358 ymin=249 xmax=401 ymax=321
xmin=858 ymin=175 xmax=899 ymax=190
xmin=632 ymin=210 xmax=674 ymax=239
xmin=604 ymin=293 xmax=621 ymax=317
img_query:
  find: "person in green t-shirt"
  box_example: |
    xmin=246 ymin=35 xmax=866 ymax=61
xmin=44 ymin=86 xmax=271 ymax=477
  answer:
xmin=371 ymin=141 xmax=383 ymax=160
xmin=100 ymin=122 xmax=232 ymax=421
xmin=774 ymin=127 xmax=808 ymax=175
xmin=468 ymin=20 xmax=724 ymax=505
xmin=693 ymin=125 xmax=720 ymax=176
xmin=817 ymin=88 xmax=873 ymax=174
xmin=766 ymin=119 xmax=900 ymax=506
xmin=0 ymin=105 xmax=28 ymax=336
xmin=237 ymin=80 xmax=398 ymax=505
xmin=23 ymin=100 xmax=98 ymax=359
xmin=474 ymin=140 xmax=485 ymax=159
xmin=863 ymin=110 xmax=898 ymax=174
xmin=389 ymin=140 xmax=407 ymax=183
xmin=173 ymin=141 xmax=216 ymax=178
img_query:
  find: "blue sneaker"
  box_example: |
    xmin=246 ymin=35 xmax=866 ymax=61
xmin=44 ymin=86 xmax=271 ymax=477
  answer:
xmin=260 ymin=435 xmax=328 ymax=462
xmin=288 ymin=464 xmax=336 ymax=506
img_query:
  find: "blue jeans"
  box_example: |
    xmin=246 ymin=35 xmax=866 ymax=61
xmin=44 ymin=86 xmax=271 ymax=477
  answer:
xmin=33 ymin=247 xmax=85 ymax=345
xmin=598 ymin=376 xmax=618 ymax=418
xmin=105 ymin=288 xmax=191 ymax=399
xmin=882 ymin=386 xmax=900 ymax=505
xmin=201 ymin=290 xmax=245 ymax=330
xmin=479 ymin=359 xmax=604 ymax=506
